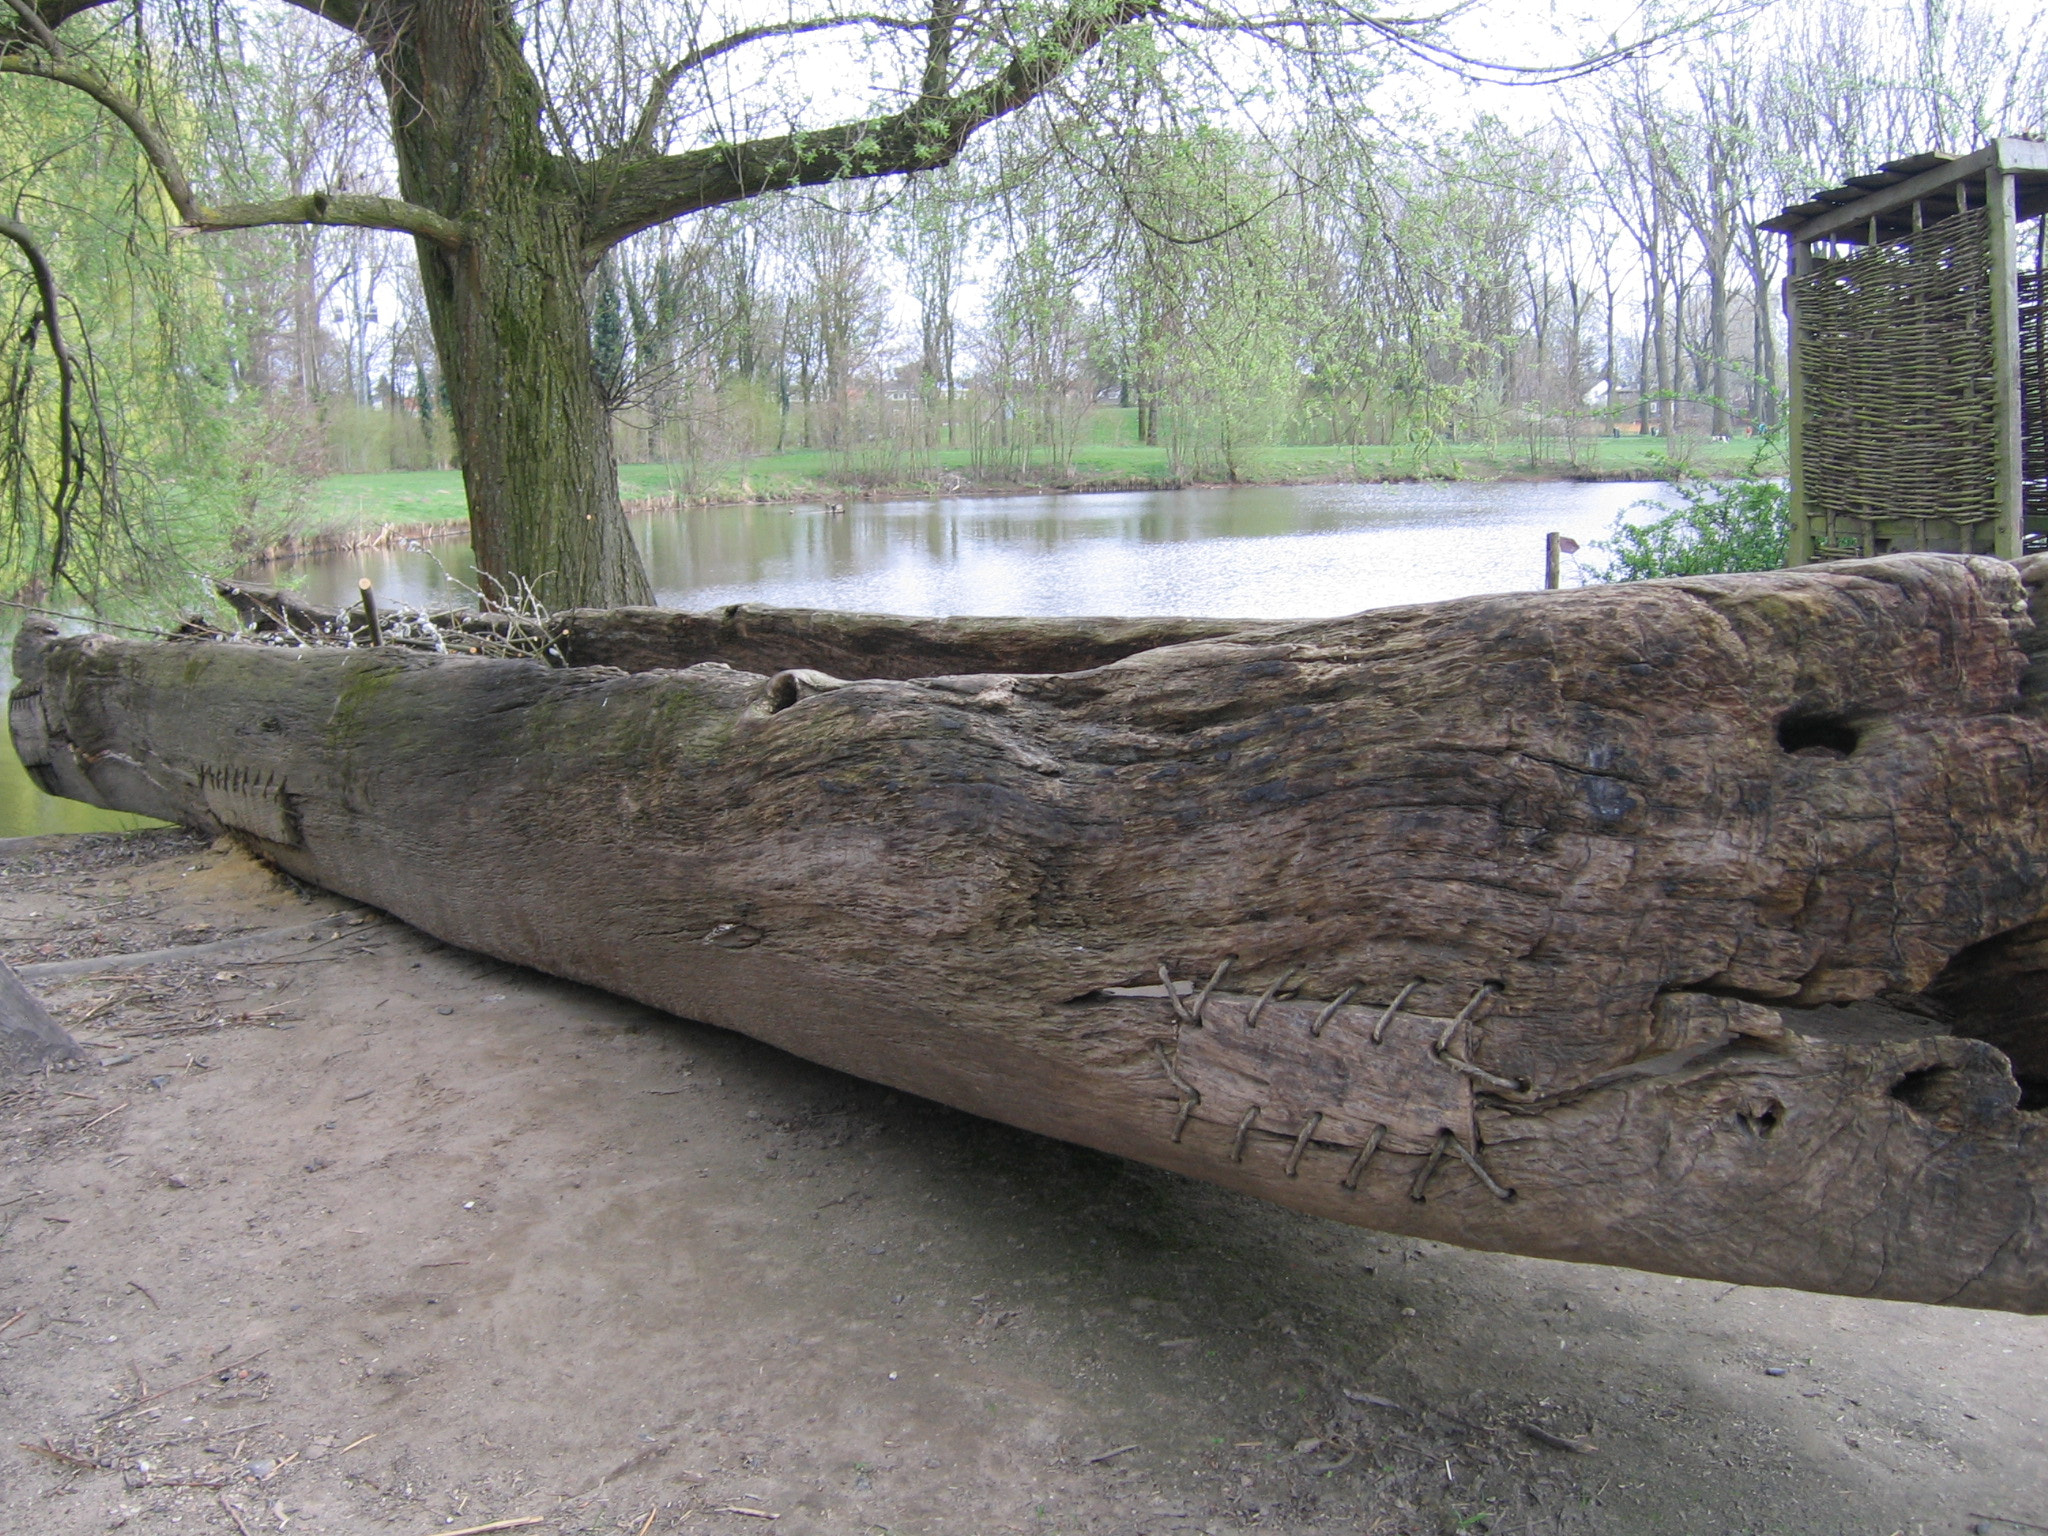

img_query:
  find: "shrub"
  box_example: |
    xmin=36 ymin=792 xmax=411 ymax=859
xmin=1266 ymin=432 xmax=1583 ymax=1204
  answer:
xmin=1590 ymin=474 xmax=1790 ymax=581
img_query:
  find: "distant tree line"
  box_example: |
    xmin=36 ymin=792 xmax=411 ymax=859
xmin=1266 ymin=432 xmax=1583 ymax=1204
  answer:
xmin=291 ymin=0 xmax=2047 ymax=481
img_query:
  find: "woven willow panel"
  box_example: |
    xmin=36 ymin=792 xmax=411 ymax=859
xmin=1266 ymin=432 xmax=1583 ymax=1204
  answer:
xmin=1795 ymin=209 xmax=1998 ymax=533
xmin=2023 ymin=266 xmax=2047 ymax=530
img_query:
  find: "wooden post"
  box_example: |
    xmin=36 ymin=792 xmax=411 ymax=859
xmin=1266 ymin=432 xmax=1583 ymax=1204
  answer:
xmin=1544 ymin=533 xmax=1562 ymax=589
xmin=357 ymin=578 xmax=383 ymax=647
xmin=1988 ymin=162 xmax=2025 ymax=561
xmin=1785 ymin=241 xmax=1813 ymax=566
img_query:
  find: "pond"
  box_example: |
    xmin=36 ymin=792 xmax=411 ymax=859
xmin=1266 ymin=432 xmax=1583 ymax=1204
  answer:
xmin=275 ymin=479 xmax=1668 ymax=617
xmin=3 ymin=478 xmax=1674 ymax=837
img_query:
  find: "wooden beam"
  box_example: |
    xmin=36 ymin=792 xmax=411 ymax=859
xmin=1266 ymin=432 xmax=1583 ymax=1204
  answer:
xmin=1784 ymin=243 xmax=1813 ymax=565
xmin=1994 ymin=137 xmax=2048 ymax=175
xmin=1989 ymin=166 xmax=2025 ymax=560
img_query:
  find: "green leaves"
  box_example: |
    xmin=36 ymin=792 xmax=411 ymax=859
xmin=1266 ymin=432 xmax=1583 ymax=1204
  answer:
xmin=1590 ymin=473 xmax=1791 ymax=582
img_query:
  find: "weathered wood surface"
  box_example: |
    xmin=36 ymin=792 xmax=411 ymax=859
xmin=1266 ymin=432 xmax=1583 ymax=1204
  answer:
xmin=14 ymin=554 xmax=2048 ymax=1310
xmin=0 ymin=959 xmax=81 ymax=1075
xmin=209 ymin=582 xmax=1244 ymax=675
xmin=550 ymin=604 xmax=1262 ymax=678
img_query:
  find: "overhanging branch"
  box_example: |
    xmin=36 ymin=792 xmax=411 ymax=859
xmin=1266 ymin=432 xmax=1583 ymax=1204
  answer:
xmin=585 ymin=0 xmax=1159 ymax=258
xmin=622 ymin=11 xmax=928 ymax=161
xmin=0 ymin=214 xmax=85 ymax=580
xmin=0 ymin=0 xmax=117 ymax=51
xmin=0 ymin=55 xmax=462 ymax=249
xmin=172 ymin=192 xmax=464 ymax=247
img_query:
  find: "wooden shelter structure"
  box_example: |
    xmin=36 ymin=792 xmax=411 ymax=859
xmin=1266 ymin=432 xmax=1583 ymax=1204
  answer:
xmin=1763 ymin=138 xmax=2048 ymax=562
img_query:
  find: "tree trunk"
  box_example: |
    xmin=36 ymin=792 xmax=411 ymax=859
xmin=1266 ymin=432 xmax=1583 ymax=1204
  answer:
xmin=1637 ymin=280 xmax=1653 ymax=437
xmin=1707 ymin=235 xmax=1731 ymax=439
xmin=1602 ymin=278 xmax=1616 ymax=433
xmin=16 ymin=555 xmax=2048 ymax=1312
xmin=1749 ymin=231 xmax=1780 ymax=430
xmin=1660 ymin=245 xmax=1679 ymax=437
xmin=378 ymin=5 xmax=652 ymax=611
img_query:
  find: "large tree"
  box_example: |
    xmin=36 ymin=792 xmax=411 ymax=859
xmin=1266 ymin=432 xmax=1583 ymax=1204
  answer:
xmin=0 ymin=0 xmax=1638 ymax=606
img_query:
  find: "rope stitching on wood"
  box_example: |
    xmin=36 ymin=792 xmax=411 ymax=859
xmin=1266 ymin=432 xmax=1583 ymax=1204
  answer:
xmin=1157 ymin=972 xmax=1517 ymax=1200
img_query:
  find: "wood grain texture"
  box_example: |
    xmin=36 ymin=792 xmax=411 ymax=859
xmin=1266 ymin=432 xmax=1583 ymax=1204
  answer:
xmin=549 ymin=604 xmax=1261 ymax=679
xmin=14 ymin=553 xmax=2048 ymax=1310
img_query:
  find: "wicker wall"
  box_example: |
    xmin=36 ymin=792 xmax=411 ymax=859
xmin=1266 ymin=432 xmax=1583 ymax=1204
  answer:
xmin=2023 ymin=262 xmax=2047 ymax=535
xmin=1793 ymin=209 xmax=1999 ymax=552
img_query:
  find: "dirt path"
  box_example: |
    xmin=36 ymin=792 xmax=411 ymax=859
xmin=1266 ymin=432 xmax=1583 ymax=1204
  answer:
xmin=1 ymin=831 xmax=2042 ymax=1536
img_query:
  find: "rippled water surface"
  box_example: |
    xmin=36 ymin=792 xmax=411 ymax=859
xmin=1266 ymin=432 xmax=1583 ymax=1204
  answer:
xmin=5 ymin=479 xmax=1676 ymax=835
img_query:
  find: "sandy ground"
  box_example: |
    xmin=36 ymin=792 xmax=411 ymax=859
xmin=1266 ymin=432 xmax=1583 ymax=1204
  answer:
xmin=1 ymin=830 xmax=2044 ymax=1536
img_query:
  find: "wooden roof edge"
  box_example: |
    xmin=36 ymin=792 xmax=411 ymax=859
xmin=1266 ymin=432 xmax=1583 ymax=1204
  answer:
xmin=1996 ymin=135 xmax=2048 ymax=174
xmin=1878 ymin=151 xmax=1954 ymax=176
xmin=1760 ymin=139 xmax=2048 ymax=241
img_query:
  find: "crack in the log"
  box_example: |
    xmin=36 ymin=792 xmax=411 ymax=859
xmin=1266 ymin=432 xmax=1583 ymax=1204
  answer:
xmin=1481 ymin=1032 xmax=1788 ymax=1114
xmin=1165 ymin=978 xmax=1497 ymax=1184
xmin=1514 ymin=750 xmax=1655 ymax=787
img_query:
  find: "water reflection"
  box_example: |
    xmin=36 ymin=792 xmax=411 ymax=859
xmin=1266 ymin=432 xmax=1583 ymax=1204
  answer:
xmin=273 ymin=480 xmax=1675 ymax=618
xmin=0 ymin=706 xmax=159 ymax=839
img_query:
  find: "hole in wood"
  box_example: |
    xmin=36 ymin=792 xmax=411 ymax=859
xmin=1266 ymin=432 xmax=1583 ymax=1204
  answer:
xmin=1911 ymin=917 xmax=2048 ymax=1114
xmin=1776 ymin=712 xmax=1861 ymax=758
xmin=1889 ymin=1064 xmax=1965 ymax=1116
xmin=767 ymin=671 xmax=805 ymax=712
xmin=1735 ymin=1099 xmax=1783 ymax=1138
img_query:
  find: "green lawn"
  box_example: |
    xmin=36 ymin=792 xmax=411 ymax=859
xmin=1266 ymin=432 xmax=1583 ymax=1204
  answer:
xmin=313 ymin=469 xmax=473 ymax=527
xmin=309 ymin=433 xmax=1776 ymax=539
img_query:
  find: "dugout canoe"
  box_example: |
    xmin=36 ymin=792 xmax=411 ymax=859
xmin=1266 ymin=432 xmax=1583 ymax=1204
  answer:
xmin=13 ymin=554 xmax=2048 ymax=1312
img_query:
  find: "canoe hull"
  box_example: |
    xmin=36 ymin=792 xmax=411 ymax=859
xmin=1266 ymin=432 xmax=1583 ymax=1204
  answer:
xmin=15 ymin=555 xmax=2048 ymax=1311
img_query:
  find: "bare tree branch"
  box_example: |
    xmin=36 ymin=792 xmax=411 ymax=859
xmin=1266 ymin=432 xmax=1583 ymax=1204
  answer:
xmin=0 ymin=214 xmax=89 ymax=584
xmin=585 ymin=0 xmax=1161 ymax=259
xmin=0 ymin=54 xmax=463 ymax=248
xmin=170 ymin=191 xmax=464 ymax=246
xmin=1156 ymin=2 xmax=1682 ymax=84
xmin=622 ymin=12 xmax=930 ymax=161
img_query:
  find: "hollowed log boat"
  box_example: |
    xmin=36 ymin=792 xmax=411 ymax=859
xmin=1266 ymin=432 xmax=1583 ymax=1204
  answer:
xmin=13 ymin=553 xmax=2048 ymax=1311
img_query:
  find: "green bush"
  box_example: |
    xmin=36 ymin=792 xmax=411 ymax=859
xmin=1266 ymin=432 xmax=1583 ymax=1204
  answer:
xmin=1590 ymin=474 xmax=1790 ymax=581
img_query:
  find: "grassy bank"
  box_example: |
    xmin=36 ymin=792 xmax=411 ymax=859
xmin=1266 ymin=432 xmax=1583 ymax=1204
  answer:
xmin=303 ymin=434 xmax=1777 ymax=552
